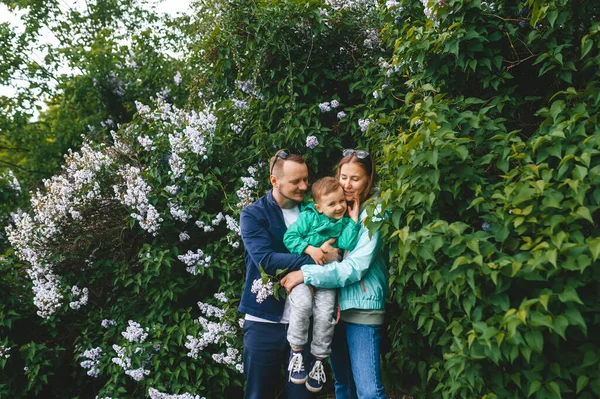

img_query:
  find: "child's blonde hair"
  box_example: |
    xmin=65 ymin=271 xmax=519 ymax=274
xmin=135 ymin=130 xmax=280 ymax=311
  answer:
xmin=311 ymin=176 xmax=342 ymax=202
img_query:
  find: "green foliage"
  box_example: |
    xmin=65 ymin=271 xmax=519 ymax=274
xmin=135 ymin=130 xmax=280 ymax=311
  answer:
xmin=375 ymin=1 xmax=600 ymax=397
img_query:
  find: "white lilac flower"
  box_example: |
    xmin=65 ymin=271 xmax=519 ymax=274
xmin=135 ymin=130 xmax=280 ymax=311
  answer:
xmin=0 ymin=345 xmax=11 ymax=359
xmin=111 ymin=344 xmax=132 ymax=370
xmin=225 ymin=215 xmax=240 ymax=235
xmin=178 ymin=249 xmax=212 ymax=275
xmin=121 ymin=320 xmax=149 ymax=343
xmin=306 ymin=135 xmax=319 ymax=149
xmin=214 ymin=292 xmax=228 ymax=303
xmin=174 ymin=71 xmax=182 ymax=85
xmin=148 ymin=387 xmax=205 ymax=399
xmin=358 ymin=118 xmax=374 ymax=132
xmin=113 ymin=165 xmax=163 ymax=235
xmin=2 ymin=170 xmax=21 ymax=193
xmin=318 ymin=102 xmax=331 ymax=112
xmin=330 ymin=100 xmax=339 ymax=108
xmin=251 ymin=279 xmax=274 ymax=303
xmin=125 ymin=367 xmax=150 ymax=381
xmin=79 ymin=347 xmax=102 ymax=378
xmin=69 ymin=286 xmax=88 ymax=310
xmin=101 ymin=319 xmax=117 ymax=328
xmin=337 ymin=111 xmax=347 ymax=120
xmin=169 ymin=203 xmax=191 ymax=222
xmin=231 ymin=122 xmax=243 ymax=134
xmin=165 ymin=185 xmax=180 ymax=195
xmin=233 ymin=99 xmax=249 ymax=110
xmin=179 ymin=231 xmax=191 ymax=241
xmin=137 ymin=136 xmax=156 ymax=151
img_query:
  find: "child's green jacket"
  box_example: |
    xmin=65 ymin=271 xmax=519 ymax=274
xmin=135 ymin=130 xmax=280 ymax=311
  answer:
xmin=283 ymin=202 xmax=360 ymax=255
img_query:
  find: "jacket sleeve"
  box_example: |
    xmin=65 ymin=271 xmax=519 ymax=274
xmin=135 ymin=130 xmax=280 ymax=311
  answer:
xmin=301 ymin=209 xmax=381 ymax=288
xmin=283 ymin=212 xmax=314 ymax=255
xmin=336 ymin=218 xmax=360 ymax=252
xmin=240 ymin=208 xmax=313 ymax=275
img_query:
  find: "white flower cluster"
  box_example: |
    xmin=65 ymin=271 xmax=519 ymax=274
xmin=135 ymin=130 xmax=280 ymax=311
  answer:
xmin=137 ymin=135 xmax=156 ymax=151
xmin=165 ymin=185 xmax=180 ymax=196
xmin=148 ymin=388 xmax=205 ymax=399
xmin=169 ymin=203 xmax=192 ymax=222
xmin=251 ymin=279 xmax=274 ymax=303
xmin=184 ymin=302 xmax=241 ymax=372
xmin=337 ymin=111 xmax=347 ymax=120
xmin=179 ymin=231 xmax=190 ymax=241
xmin=79 ymin=347 xmax=102 ymax=377
xmin=358 ymin=118 xmax=375 ymax=132
xmin=122 ymin=320 xmax=149 ymax=343
xmin=325 ymin=0 xmax=376 ymax=10
xmin=212 ymin=347 xmax=243 ymax=373
xmin=225 ymin=215 xmax=240 ymax=236
xmin=113 ymin=165 xmax=163 ymax=235
xmin=318 ymin=100 xmax=339 ymax=113
xmin=306 ymin=136 xmax=319 ymax=149
xmin=174 ymin=71 xmax=182 ymax=86
xmin=0 ymin=345 xmax=11 ymax=359
xmin=101 ymin=319 xmax=117 ymax=328
xmin=178 ymin=249 xmax=212 ymax=275
xmin=1 ymin=169 xmax=21 ymax=193
xmin=69 ymin=285 xmax=89 ymax=310
xmin=236 ymin=79 xmax=262 ymax=98
xmin=111 ymin=344 xmax=132 ymax=370
xmin=363 ymin=28 xmax=379 ymax=50
xmin=125 ymin=367 xmax=150 ymax=381
xmin=214 ymin=292 xmax=228 ymax=303
xmin=236 ymin=166 xmax=260 ymax=208
xmin=379 ymin=56 xmax=401 ymax=77
xmin=134 ymin=98 xmax=217 ymax=179
xmin=233 ymin=99 xmax=249 ymax=110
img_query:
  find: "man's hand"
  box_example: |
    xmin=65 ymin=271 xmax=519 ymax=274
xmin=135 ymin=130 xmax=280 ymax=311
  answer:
xmin=281 ymin=270 xmax=305 ymax=293
xmin=321 ymin=238 xmax=341 ymax=263
xmin=304 ymin=245 xmax=326 ymax=265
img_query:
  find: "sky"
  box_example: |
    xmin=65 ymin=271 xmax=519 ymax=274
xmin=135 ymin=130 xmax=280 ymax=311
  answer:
xmin=0 ymin=0 xmax=193 ymax=99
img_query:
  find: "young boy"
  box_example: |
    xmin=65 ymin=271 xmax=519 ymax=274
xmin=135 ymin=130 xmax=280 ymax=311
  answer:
xmin=283 ymin=176 xmax=360 ymax=393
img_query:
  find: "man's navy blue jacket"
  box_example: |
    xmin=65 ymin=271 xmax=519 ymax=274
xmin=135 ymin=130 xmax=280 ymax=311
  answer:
xmin=238 ymin=190 xmax=313 ymax=322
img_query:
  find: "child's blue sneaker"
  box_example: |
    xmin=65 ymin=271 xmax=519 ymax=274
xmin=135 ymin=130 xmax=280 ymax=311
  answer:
xmin=306 ymin=359 xmax=326 ymax=393
xmin=287 ymin=350 xmax=307 ymax=384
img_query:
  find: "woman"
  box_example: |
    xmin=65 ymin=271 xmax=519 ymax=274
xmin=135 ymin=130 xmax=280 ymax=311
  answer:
xmin=281 ymin=149 xmax=388 ymax=399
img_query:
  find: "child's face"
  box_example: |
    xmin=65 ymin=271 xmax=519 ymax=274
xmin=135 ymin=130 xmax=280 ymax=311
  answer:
xmin=315 ymin=187 xmax=347 ymax=219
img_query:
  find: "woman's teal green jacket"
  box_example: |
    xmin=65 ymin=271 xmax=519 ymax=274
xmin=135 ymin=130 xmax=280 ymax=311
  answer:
xmin=301 ymin=205 xmax=388 ymax=312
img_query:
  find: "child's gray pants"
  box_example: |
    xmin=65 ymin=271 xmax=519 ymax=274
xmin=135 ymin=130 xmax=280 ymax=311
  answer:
xmin=287 ymin=283 xmax=336 ymax=359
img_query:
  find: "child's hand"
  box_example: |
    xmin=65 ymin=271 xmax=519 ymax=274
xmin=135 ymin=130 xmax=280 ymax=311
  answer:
xmin=348 ymin=196 xmax=360 ymax=222
xmin=304 ymin=245 xmax=326 ymax=265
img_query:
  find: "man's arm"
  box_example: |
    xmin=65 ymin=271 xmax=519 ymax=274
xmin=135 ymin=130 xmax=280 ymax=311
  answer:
xmin=240 ymin=209 xmax=313 ymax=275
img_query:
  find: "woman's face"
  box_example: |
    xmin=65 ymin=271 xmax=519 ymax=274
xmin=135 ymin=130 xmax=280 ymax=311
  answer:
xmin=339 ymin=162 xmax=369 ymax=202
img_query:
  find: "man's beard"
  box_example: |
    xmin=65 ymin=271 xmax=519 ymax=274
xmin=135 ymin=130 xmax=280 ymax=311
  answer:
xmin=278 ymin=187 xmax=303 ymax=205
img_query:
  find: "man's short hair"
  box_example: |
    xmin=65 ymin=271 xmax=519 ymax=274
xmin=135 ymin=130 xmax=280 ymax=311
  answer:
xmin=269 ymin=152 xmax=306 ymax=177
xmin=311 ymin=176 xmax=341 ymax=202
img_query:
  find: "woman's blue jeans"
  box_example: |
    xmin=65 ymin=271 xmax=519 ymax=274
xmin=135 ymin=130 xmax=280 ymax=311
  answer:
xmin=330 ymin=320 xmax=387 ymax=399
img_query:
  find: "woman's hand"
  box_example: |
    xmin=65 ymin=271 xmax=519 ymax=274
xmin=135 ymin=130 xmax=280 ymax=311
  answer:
xmin=281 ymin=270 xmax=305 ymax=293
xmin=347 ymin=195 xmax=360 ymax=222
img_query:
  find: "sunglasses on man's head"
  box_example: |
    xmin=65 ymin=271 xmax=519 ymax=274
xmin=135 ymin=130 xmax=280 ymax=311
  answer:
xmin=343 ymin=149 xmax=370 ymax=159
xmin=270 ymin=149 xmax=289 ymax=175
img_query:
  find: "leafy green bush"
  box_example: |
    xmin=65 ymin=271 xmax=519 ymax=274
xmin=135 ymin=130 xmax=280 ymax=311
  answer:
xmin=374 ymin=0 xmax=600 ymax=397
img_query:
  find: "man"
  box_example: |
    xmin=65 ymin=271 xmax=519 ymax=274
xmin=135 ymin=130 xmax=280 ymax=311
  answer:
xmin=239 ymin=150 xmax=339 ymax=399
